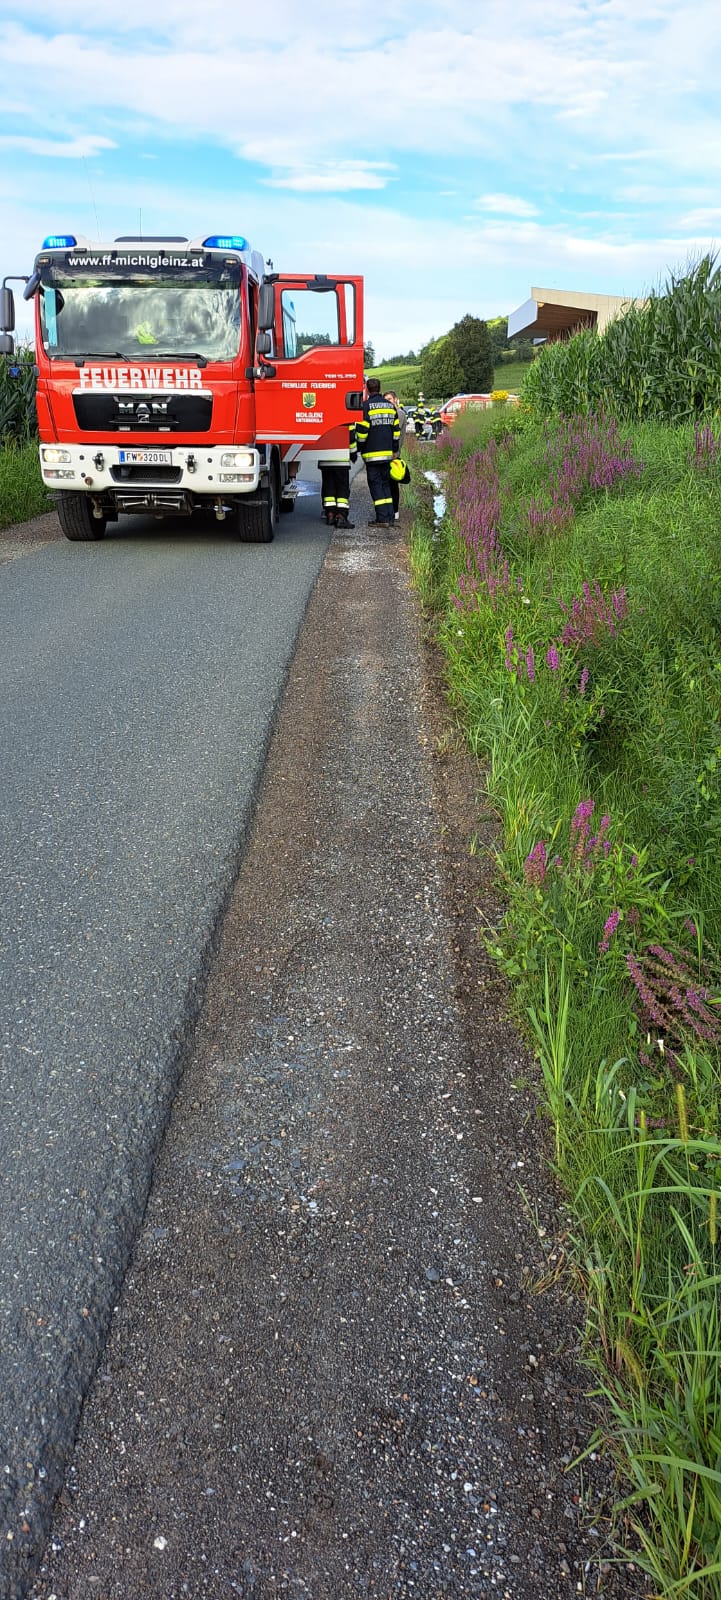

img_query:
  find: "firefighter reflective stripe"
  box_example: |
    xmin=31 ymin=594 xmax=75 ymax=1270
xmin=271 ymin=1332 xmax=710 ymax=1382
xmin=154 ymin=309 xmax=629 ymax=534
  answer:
xmin=363 ymin=449 xmax=394 ymax=460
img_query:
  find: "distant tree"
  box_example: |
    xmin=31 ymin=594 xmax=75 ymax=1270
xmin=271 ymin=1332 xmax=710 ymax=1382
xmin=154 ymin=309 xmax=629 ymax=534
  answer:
xmin=487 ymin=317 xmax=510 ymax=362
xmin=447 ymin=314 xmax=494 ymax=392
xmin=420 ymin=337 xmax=465 ymax=398
xmin=364 ymin=341 xmax=376 ymax=369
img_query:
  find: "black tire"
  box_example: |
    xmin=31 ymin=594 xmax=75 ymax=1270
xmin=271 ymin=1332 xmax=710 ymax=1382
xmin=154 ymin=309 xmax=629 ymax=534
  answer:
xmin=279 ymin=495 xmax=296 ymax=515
xmin=236 ymin=470 xmax=277 ymax=544
xmin=56 ymin=492 xmax=106 ymax=542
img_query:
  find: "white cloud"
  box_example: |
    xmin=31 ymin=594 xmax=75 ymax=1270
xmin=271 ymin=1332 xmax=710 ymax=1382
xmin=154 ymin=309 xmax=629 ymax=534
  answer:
xmin=0 ymin=133 xmax=116 ymax=158
xmin=2 ymin=0 xmax=721 ymax=359
xmin=475 ymin=194 xmax=540 ymax=218
xmin=261 ymin=163 xmax=394 ymax=193
xmin=2 ymin=5 xmax=719 ymax=179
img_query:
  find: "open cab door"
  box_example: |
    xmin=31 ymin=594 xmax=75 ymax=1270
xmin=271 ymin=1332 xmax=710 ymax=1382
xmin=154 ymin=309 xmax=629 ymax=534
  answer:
xmin=252 ymin=274 xmax=364 ymax=453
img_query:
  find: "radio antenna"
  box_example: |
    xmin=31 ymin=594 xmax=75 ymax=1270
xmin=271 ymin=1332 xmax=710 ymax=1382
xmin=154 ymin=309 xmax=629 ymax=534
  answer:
xmin=83 ymin=156 xmax=102 ymax=241
xmin=139 ymin=208 xmax=142 ymax=239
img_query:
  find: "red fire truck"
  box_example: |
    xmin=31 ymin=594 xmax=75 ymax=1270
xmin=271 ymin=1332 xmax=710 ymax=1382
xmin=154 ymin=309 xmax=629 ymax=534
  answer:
xmin=0 ymin=233 xmax=364 ymax=542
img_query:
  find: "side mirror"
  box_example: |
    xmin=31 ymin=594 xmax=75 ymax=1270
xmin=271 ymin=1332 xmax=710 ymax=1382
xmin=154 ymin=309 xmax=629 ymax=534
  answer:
xmin=255 ymin=330 xmax=272 ymax=356
xmin=345 ymin=390 xmax=364 ymax=411
xmin=0 ymin=332 xmax=15 ymax=355
xmin=1 ymin=286 xmax=15 ymax=332
xmin=258 ymin=283 xmax=275 ymax=330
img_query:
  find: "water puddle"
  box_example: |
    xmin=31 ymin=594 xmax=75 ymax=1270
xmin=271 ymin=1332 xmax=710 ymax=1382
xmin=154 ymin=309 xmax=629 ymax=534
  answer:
xmin=424 ymin=469 xmax=446 ymax=528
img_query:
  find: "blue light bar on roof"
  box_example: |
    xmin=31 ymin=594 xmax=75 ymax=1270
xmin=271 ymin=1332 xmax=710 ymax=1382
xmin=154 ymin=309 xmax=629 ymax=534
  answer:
xmin=42 ymin=234 xmax=77 ymax=250
xmin=202 ymin=235 xmax=248 ymax=251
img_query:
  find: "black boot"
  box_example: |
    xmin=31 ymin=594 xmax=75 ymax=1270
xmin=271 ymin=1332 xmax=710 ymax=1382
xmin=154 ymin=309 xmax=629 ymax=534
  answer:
xmin=324 ymin=508 xmax=336 ymax=525
xmin=335 ymin=513 xmax=355 ymax=529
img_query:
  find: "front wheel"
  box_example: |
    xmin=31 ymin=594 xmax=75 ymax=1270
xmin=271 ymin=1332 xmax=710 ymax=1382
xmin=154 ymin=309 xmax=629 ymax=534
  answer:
xmin=56 ymin=492 xmax=106 ymax=542
xmin=235 ymin=471 xmax=277 ymax=544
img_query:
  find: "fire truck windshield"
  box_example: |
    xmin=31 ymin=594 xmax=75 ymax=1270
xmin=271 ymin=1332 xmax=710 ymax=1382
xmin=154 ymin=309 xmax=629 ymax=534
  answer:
xmin=38 ymin=266 xmax=242 ymax=363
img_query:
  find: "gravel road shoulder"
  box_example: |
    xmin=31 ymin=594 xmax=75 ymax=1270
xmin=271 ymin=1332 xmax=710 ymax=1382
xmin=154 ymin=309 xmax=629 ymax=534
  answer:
xmin=24 ymin=500 xmax=646 ymax=1599
xmin=0 ymin=509 xmax=61 ymax=564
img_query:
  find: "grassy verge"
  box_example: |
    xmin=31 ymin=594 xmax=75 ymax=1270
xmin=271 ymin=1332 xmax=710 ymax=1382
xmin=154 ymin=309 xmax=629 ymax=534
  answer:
xmin=408 ymin=411 xmax=721 ymax=1597
xmin=0 ymin=442 xmax=51 ymax=528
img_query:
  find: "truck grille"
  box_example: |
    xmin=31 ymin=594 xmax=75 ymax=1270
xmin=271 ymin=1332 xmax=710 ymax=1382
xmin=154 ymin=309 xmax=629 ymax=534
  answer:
xmin=110 ymin=465 xmax=183 ymax=484
xmin=74 ymin=393 xmax=212 ymax=433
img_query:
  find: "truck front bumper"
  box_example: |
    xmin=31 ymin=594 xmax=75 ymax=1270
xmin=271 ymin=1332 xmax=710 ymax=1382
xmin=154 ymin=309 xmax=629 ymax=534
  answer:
xmin=39 ymin=443 xmax=263 ymax=495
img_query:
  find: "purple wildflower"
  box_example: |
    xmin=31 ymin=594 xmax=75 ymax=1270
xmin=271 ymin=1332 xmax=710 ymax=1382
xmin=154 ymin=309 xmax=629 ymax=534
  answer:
xmin=545 ymin=644 xmax=560 ymax=670
xmin=599 ymin=907 xmax=621 ymax=954
xmin=570 ymin=797 xmax=594 ymax=863
xmin=524 ymin=839 xmax=548 ymax=886
xmin=626 ymin=952 xmax=666 ymax=1027
xmin=578 ymin=666 xmax=589 ymax=696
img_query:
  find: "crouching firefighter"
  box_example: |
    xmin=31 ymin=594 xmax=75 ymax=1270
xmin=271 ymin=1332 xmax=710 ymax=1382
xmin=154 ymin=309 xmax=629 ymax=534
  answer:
xmin=319 ymin=425 xmax=357 ymax=529
xmin=356 ymin=378 xmax=401 ymax=526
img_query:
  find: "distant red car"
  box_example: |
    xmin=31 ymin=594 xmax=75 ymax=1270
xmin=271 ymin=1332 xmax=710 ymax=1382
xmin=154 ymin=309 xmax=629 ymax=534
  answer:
xmin=438 ymin=393 xmax=492 ymax=426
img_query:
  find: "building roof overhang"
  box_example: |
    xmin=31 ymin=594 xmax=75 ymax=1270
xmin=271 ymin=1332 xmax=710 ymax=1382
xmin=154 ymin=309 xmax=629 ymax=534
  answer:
xmin=508 ymin=287 xmax=640 ymax=342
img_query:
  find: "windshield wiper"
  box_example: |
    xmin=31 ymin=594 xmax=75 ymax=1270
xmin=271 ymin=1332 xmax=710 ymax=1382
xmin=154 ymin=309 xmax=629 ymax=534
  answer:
xmin=55 ymin=352 xmax=128 ymax=365
xmin=51 ymin=349 xmax=210 ymax=367
xmin=149 ymin=351 xmax=208 ymax=367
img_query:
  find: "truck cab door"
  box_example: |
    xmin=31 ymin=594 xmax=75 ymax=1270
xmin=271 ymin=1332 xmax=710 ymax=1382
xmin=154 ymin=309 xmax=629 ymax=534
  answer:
xmin=252 ymin=274 xmax=364 ymax=451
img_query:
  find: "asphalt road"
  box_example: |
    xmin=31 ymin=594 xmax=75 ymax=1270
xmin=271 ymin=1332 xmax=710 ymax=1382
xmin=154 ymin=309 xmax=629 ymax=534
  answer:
xmin=0 ymin=495 xmax=333 ymax=1598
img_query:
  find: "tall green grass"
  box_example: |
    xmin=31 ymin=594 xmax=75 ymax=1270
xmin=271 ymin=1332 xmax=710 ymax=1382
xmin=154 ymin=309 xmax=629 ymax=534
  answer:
xmin=0 ymin=442 xmax=50 ymax=528
xmin=0 ymin=345 xmax=38 ymax=444
xmin=411 ymin=406 xmax=721 ymax=1596
xmin=523 ymin=254 xmax=721 ymax=423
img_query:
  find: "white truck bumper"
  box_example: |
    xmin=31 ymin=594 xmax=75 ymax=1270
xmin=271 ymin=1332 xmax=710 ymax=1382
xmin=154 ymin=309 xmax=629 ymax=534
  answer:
xmin=39 ymin=443 xmax=263 ymax=495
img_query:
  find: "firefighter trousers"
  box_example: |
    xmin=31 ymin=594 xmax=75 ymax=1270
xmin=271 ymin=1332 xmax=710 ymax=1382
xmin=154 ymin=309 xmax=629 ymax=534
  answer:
xmin=365 ymin=459 xmax=394 ymax=524
xmin=320 ymin=464 xmax=351 ymax=517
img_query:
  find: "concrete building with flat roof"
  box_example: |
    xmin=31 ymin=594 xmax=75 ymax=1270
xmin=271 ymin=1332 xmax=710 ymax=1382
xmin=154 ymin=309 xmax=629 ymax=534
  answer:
xmin=508 ymin=287 xmax=644 ymax=343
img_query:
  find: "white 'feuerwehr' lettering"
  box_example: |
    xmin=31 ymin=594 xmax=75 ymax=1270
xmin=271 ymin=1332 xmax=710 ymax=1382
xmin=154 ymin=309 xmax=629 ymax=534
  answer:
xmin=77 ymin=366 xmax=203 ymax=392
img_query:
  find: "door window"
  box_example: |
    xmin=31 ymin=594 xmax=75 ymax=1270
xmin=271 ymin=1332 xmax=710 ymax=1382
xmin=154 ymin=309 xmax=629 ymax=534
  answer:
xmin=279 ymin=284 xmax=355 ymax=356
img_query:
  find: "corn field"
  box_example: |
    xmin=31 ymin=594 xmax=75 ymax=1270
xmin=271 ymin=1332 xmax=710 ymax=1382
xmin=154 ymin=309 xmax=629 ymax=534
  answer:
xmin=0 ymin=345 xmax=37 ymax=444
xmin=522 ymin=254 xmax=721 ymax=423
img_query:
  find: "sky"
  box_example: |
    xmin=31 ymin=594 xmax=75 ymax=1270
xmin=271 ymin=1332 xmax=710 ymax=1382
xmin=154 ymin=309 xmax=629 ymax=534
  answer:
xmin=1 ymin=0 xmax=721 ymax=360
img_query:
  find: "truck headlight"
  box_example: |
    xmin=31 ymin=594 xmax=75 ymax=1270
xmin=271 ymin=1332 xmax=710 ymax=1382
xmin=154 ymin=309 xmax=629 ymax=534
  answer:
xmin=220 ymin=450 xmax=254 ymax=469
xmin=41 ymin=447 xmax=72 ymax=465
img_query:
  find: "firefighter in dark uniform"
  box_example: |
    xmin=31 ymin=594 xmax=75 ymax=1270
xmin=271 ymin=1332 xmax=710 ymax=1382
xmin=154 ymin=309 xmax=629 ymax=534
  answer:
xmin=355 ymin=378 xmax=400 ymax=525
xmin=414 ymin=392 xmax=429 ymax=436
xmin=319 ymin=424 xmax=357 ymax=528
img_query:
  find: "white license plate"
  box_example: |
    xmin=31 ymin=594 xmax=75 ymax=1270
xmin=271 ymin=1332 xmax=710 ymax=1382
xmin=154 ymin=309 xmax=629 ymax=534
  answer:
xmin=118 ymin=448 xmax=172 ymax=466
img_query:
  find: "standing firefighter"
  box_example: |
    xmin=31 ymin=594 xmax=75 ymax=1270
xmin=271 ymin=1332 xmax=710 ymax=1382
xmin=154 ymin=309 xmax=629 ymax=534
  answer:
xmin=414 ymin=392 xmax=429 ymax=437
xmin=384 ymin=390 xmax=408 ymax=521
xmin=318 ymin=425 xmax=357 ymax=529
xmin=356 ymin=378 xmax=400 ymax=526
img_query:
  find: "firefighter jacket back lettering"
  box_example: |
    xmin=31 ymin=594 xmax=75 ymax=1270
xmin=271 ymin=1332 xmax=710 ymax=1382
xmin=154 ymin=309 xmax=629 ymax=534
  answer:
xmin=356 ymin=397 xmax=400 ymax=461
